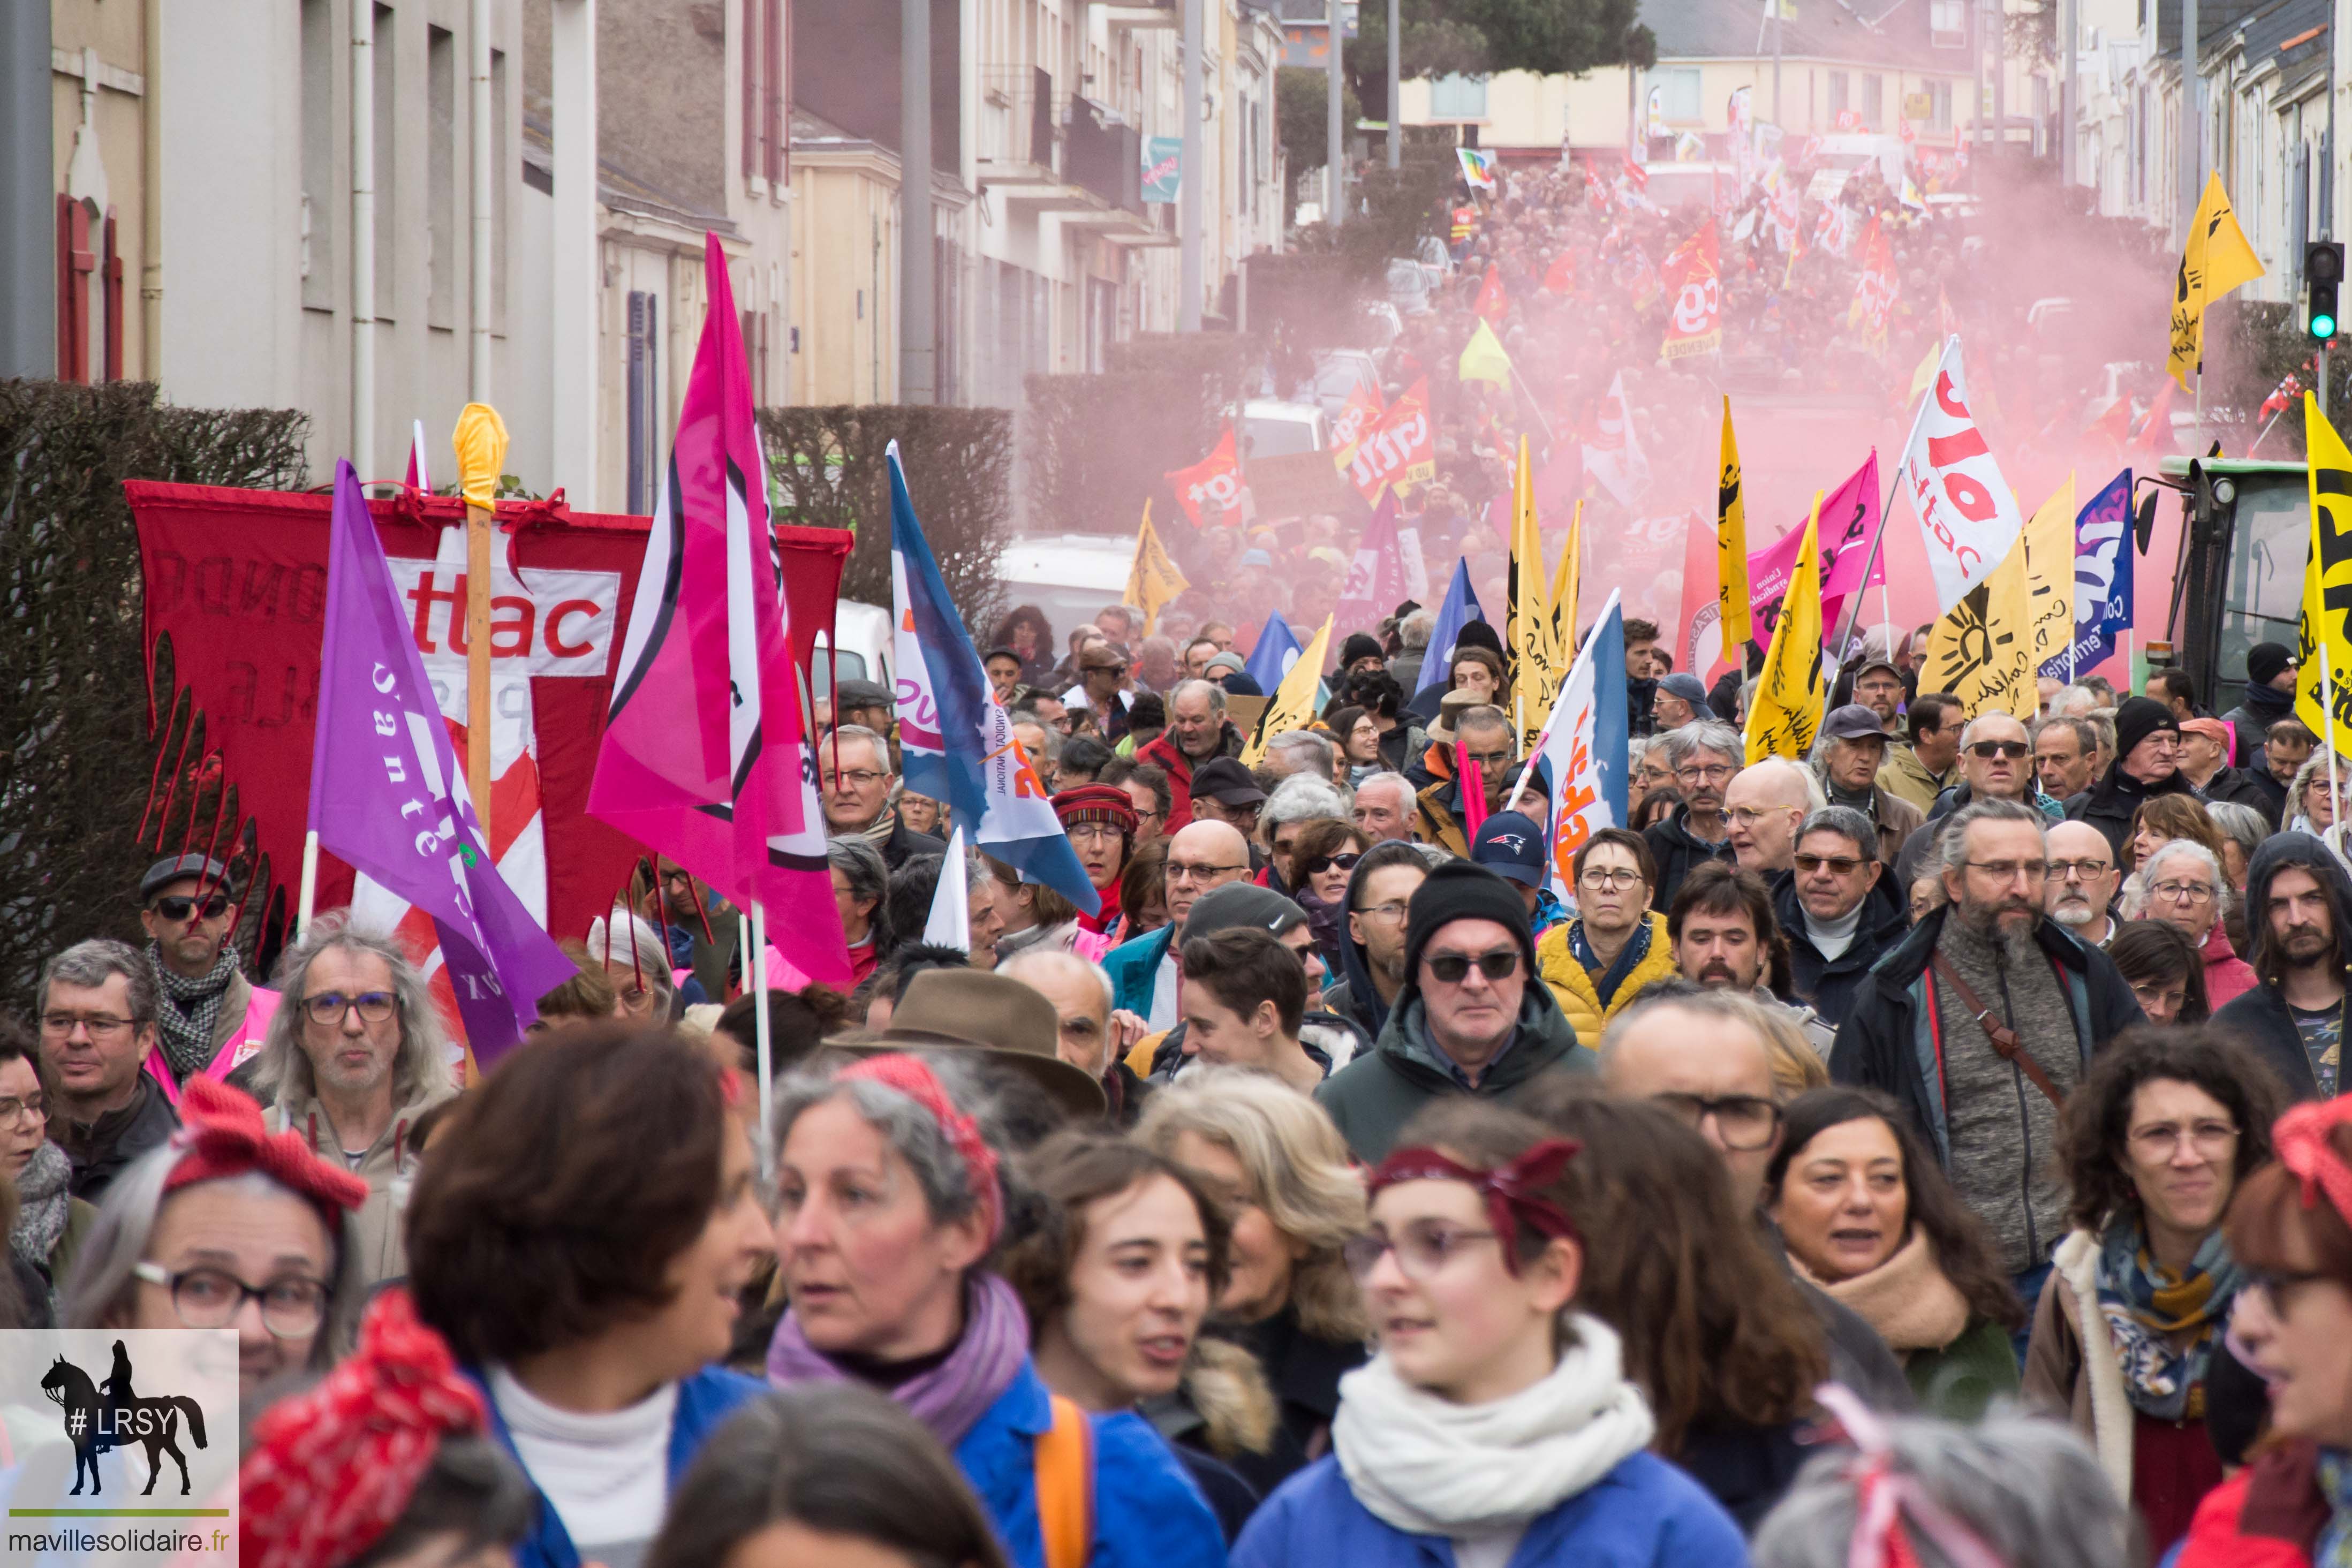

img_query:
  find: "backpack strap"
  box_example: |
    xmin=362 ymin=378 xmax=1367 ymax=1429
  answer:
xmin=1034 ymin=1394 xmax=1095 ymax=1568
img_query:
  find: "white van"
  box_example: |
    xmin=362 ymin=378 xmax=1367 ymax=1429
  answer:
xmin=996 ymin=534 xmax=1141 ymax=642
xmin=812 ymin=600 xmax=893 ymax=691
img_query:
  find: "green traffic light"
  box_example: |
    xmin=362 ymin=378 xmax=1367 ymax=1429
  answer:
xmin=2317 ymin=313 xmax=2339 ymax=340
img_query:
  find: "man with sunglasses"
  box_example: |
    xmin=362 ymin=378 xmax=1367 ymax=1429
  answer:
xmin=1316 ymin=859 xmax=1589 ymax=1162
xmin=137 ymin=853 xmax=279 ymax=1099
xmin=1074 ymin=641 xmax=1135 ymax=744
xmin=2063 ymin=694 xmax=2198 ymax=860
xmin=1891 ymin=712 xmax=2055 ymax=890
xmin=1772 ymin=806 xmax=1905 ymax=1027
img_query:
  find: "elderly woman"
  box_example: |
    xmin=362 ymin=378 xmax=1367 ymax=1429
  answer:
xmin=1137 ymin=1068 xmax=1369 ymax=1497
xmin=2287 ymin=751 xmax=2348 ymax=838
xmin=2024 ymin=1027 xmax=2287 ymax=1554
xmin=405 ymin=1026 xmax=773 ymax=1568
xmin=1229 ymin=1099 xmax=1745 ymax=1568
xmin=1258 ymin=778 xmax=1349 ymax=897
xmin=764 ymin=1051 xmax=1224 ymax=1568
xmin=1054 ymin=785 xmax=1140 ymax=940
xmin=829 ymin=837 xmax=897 ymax=988
xmin=895 ymin=788 xmax=944 ymax=839
xmin=1764 ymin=1088 xmax=2023 ymax=1419
xmin=585 ymin=905 xmax=681 ymax=1021
xmin=65 ymin=1076 xmax=368 ymax=1396
xmin=2124 ymin=793 xmax=2225 ymax=875
xmin=2106 ymin=920 xmax=2212 ymax=1025
xmin=2205 ymin=800 xmax=2270 ymax=889
xmin=2124 ymin=838 xmax=2257 ymax=1009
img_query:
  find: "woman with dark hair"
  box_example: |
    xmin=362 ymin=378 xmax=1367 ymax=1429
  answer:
xmin=2024 ymin=1026 xmax=2288 ymax=1554
xmin=2124 ymin=793 xmax=2226 ymax=875
xmin=1230 ymin=1098 xmax=1744 ymax=1568
xmin=1119 ymin=837 xmax=1173 ymax=942
xmin=1630 ymin=786 xmax=1683 ymax=834
xmin=1522 ymin=1085 xmax=1827 ymax=1531
xmin=404 ymin=1026 xmax=773 ymax=1568
xmin=649 ymin=1385 xmax=1011 ymax=1568
xmin=1287 ymin=819 xmax=1369 ymax=979
xmin=992 ymin=606 xmax=1057 ymax=687
xmin=1327 ymin=706 xmax=1383 ymax=785
xmin=2107 ymin=920 xmax=2211 ymax=1025
xmin=763 ymin=1051 xmax=1224 ymax=1568
xmin=1763 ymin=1088 xmax=2023 ymax=1419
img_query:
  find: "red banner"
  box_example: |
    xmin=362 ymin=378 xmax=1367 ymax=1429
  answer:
xmin=1661 ymin=223 xmax=1722 ymax=360
xmin=125 ymin=482 xmax=849 ymax=946
xmin=1165 ymin=425 xmax=1247 ymax=527
xmin=1345 ymin=377 xmax=1436 ymax=506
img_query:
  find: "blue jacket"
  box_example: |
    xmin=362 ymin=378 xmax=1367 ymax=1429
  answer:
xmin=1232 ymin=1451 xmax=1745 ymax=1568
xmin=957 ymin=1360 xmax=1228 ymax=1568
xmin=1105 ymin=923 xmax=1179 ymax=1018
xmin=467 ymin=1364 xmax=766 ymax=1568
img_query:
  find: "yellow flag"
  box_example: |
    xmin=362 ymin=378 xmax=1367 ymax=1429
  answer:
xmin=1508 ymin=436 xmax=1552 ymax=743
xmin=1717 ymin=400 xmax=1750 ymax=652
xmin=1459 ymin=320 xmax=1514 ymax=387
xmin=2295 ymin=395 xmax=2352 ymax=747
xmin=1546 ymin=503 xmax=1582 ymax=675
xmin=1242 ymin=615 xmax=1334 ymax=767
xmin=1745 ymin=493 xmax=1826 ymax=763
xmin=1920 ymin=534 xmax=2035 ymax=719
xmin=2022 ymin=476 xmax=2077 ymax=675
xmin=2168 ymin=174 xmax=2267 ymax=391
xmin=1124 ymin=503 xmax=1190 ymax=637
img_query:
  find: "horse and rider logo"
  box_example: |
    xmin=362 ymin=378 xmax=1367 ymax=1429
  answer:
xmin=39 ymin=1341 xmax=208 ymax=1496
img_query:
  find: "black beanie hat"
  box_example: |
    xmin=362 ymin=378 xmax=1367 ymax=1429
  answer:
xmin=1338 ymin=632 xmax=1385 ymax=668
xmin=1403 ymin=859 xmax=1537 ymax=990
xmin=2113 ymin=694 xmax=2180 ymax=764
xmin=2247 ymin=642 xmax=2294 ymax=687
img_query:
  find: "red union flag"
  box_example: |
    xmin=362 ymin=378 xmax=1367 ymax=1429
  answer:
xmin=1474 ymin=263 xmax=1508 ymax=324
xmin=1329 ymin=381 xmax=1386 ymax=473
xmin=1661 ymin=223 xmax=1722 ymax=360
xmin=1847 ymin=216 xmax=1897 ymax=354
xmin=1900 ymin=337 xmax=2026 ymax=612
xmin=1166 ymin=424 xmax=1247 ymax=527
xmin=1347 ymin=377 xmax=1436 ymax=505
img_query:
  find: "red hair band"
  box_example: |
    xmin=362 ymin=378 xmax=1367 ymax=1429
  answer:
xmin=840 ymin=1054 xmax=1002 ymax=1246
xmin=1368 ymin=1138 xmax=1582 ymax=1272
xmin=2274 ymin=1095 xmax=2352 ymax=1223
xmin=1812 ymin=1384 xmax=2009 ymax=1568
xmin=164 ymin=1076 xmax=370 ymax=1221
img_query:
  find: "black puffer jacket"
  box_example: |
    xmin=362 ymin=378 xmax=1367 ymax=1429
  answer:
xmin=2064 ymin=760 xmax=2197 ymax=860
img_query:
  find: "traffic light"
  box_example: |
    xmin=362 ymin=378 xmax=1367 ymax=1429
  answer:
xmin=2308 ymin=241 xmax=2345 ymax=342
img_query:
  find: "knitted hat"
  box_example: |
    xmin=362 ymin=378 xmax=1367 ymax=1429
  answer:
xmin=1403 ymin=860 xmax=1537 ymax=990
xmin=2113 ymin=694 xmax=2180 ymax=763
xmin=1338 ymin=633 xmax=1386 ymax=668
xmin=1182 ymin=882 xmax=1309 ymax=943
xmin=2247 ymin=642 xmax=2296 ymax=686
xmin=1052 ymin=784 xmax=1139 ymax=836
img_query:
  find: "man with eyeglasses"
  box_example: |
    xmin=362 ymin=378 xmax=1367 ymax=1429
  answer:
xmin=137 ymin=853 xmax=279 ymax=1098
xmin=2064 ymin=695 xmax=2197 ymax=860
xmin=1816 ymin=703 xmax=1923 ymax=867
xmin=1773 ymin=806 xmax=1905 ymax=1027
xmin=1643 ymin=720 xmax=1743 ymax=907
xmin=34 ymin=938 xmax=179 ymax=1200
xmin=818 ymin=725 xmax=947 ymax=870
xmin=1723 ymin=758 xmax=1822 ymax=878
xmin=1833 ymin=798 xmax=2144 ymax=1322
xmin=1891 ymin=711 xmax=2053 ymax=890
xmin=2041 ymin=820 xmax=2121 ymax=948
xmin=2212 ymin=832 xmax=2352 ymax=1100
xmin=1327 ymin=839 xmax=1433 ymax=1039
xmin=1102 ymin=819 xmax=1254 ymax=1028
xmin=1534 ymin=828 xmax=1677 ymax=1042
xmin=1413 ymin=702 xmax=1517 ymax=858
xmin=1317 ymin=859 xmax=1589 ymax=1162
xmin=1850 ymin=658 xmax=1907 ymax=736
xmin=1073 ymin=641 xmax=1135 ymax=744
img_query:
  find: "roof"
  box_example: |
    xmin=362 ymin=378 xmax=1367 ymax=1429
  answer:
xmin=2200 ymin=0 xmax=2329 ymax=93
xmin=1644 ymin=0 xmax=1975 ymax=73
xmin=519 ymin=115 xmax=740 ymax=236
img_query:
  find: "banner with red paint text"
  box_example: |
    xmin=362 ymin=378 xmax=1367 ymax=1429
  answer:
xmin=1847 ymin=216 xmax=1897 ymax=355
xmin=1166 ymin=424 xmax=1249 ymax=527
xmin=1746 ymin=453 xmax=1884 ymax=647
xmin=1899 ymin=338 xmax=2027 ymax=614
xmin=1329 ymin=381 xmax=1386 ymax=474
xmin=1661 ymin=223 xmax=1722 ymax=360
xmin=1346 ymin=377 xmax=1436 ymax=505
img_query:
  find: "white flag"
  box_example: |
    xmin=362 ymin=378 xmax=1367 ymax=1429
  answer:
xmin=1899 ymin=338 xmax=2026 ymax=614
xmin=923 ymin=826 xmax=972 ymax=950
xmin=1583 ymin=372 xmax=1652 ymax=507
xmin=1513 ymin=592 xmax=1630 ymax=898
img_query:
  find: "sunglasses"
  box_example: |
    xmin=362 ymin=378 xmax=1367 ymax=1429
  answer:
xmin=1794 ymin=853 xmax=1866 ymax=876
xmin=1301 ymin=852 xmax=1362 ymax=878
xmin=1424 ymin=949 xmax=1521 ymax=984
xmin=150 ymin=893 xmax=230 ymax=922
xmin=1967 ymin=740 xmax=2030 ymax=760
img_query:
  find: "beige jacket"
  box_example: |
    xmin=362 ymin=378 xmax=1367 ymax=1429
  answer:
xmin=1877 ymin=744 xmax=1952 ymax=817
xmin=2020 ymin=1229 xmax=2134 ymax=1500
xmin=266 ymin=1081 xmax=456 ymax=1292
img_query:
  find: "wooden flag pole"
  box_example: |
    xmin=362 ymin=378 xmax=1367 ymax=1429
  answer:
xmin=452 ymin=403 xmax=510 ymax=834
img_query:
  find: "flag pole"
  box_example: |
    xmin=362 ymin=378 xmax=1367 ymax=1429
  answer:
xmin=1834 ymin=342 xmax=1945 ymax=658
xmin=453 ymin=404 xmax=509 ymax=837
xmin=737 ymin=908 xmax=753 ymax=999
xmin=752 ymin=899 xmax=774 ymax=1162
xmin=2326 ymin=642 xmax=2343 ymax=834
xmin=297 ymin=829 xmax=320 ymax=940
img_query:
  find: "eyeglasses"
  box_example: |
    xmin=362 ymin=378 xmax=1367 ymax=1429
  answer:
xmin=1068 ymin=823 xmax=1125 ymax=845
xmin=1967 ymin=740 xmax=2030 ymax=760
xmin=1166 ymin=861 xmax=1247 ymax=883
xmin=0 ymin=1095 xmax=44 ymax=1127
xmin=2047 ymin=858 xmax=2110 ymax=881
xmin=1651 ymin=1092 xmax=1784 ymax=1150
xmin=301 ymin=991 xmax=397 ymax=1027
xmin=1578 ymin=867 xmax=1644 ymax=890
xmin=1675 ymin=763 xmax=1735 ymax=784
xmin=40 ymin=1013 xmax=133 ymax=1040
xmin=148 ymin=893 xmax=230 ymax=923
xmin=2126 ymin=1119 xmax=2238 ymax=1157
xmin=1961 ymin=859 xmax=2047 ymax=882
xmin=1302 ymin=852 xmax=1361 ymax=878
xmin=1342 ymin=1220 xmax=1502 ymax=1282
xmin=1729 ymin=806 xmax=1799 ymax=828
xmin=2149 ymin=880 xmax=2215 ymax=904
xmin=1424 ymin=949 xmax=1521 ymax=984
xmin=1356 ymin=899 xmax=1410 ymax=923
xmin=1087 ymin=663 xmax=1129 ymax=678
xmin=133 ymin=1263 xmax=331 ymax=1338
xmin=1794 ymin=853 xmax=1866 ymax=876
xmin=1460 ymin=748 xmax=1516 ymax=772
xmin=821 ymin=769 xmax=888 ymax=789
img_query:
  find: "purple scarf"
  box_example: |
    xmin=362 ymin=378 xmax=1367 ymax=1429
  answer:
xmin=766 ymin=1272 xmax=1031 ymax=1450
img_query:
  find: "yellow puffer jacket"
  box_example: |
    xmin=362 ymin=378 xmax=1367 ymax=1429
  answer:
xmin=1536 ymin=911 xmax=1678 ymax=1046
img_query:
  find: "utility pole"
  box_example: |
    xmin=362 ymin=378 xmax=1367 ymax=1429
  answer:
xmin=0 ymin=1 xmax=51 ymax=377
xmin=1327 ymin=0 xmax=1345 ymax=226
xmin=1773 ymin=4 xmax=1783 ymax=132
xmin=1386 ymin=0 xmax=1400 ymax=169
xmin=899 ymin=0 xmax=934 ymax=404
xmin=2059 ymin=0 xmax=2076 ymax=190
xmin=1181 ymin=0 xmax=1203 ymax=330
xmin=2181 ymin=0 xmax=2199 ymax=240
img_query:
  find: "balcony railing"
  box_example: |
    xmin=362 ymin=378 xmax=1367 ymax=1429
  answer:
xmin=1065 ymin=96 xmax=1143 ymax=213
xmin=978 ymin=65 xmax=1060 ymax=181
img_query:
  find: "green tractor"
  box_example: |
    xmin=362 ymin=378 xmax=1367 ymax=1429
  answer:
xmin=2152 ymin=456 xmax=2308 ymax=717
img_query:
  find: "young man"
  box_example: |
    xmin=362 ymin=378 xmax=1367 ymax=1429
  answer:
xmin=1667 ymin=860 xmax=1834 ymax=1053
xmin=1326 ymin=840 xmax=1431 ymax=1039
xmin=1878 ymin=693 xmax=1962 ymax=816
xmin=1176 ymin=928 xmax=1328 ymax=1093
xmin=2213 ymin=833 xmax=2349 ymax=1100
xmin=2220 ymin=641 xmax=2298 ymax=766
xmin=1534 ymin=827 xmax=1676 ymax=1042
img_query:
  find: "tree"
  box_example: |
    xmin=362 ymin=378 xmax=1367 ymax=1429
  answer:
xmin=1349 ymin=0 xmax=1655 ymax=112
xmin=1277 ymin=67 xmax=1363 ymax=218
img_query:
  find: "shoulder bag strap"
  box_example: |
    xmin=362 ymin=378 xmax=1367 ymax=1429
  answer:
xmin=1035 ymin=1393 xmax=1096 ymax=1568
xmin=1929 ymin=955 xmax=2066 ymax=1111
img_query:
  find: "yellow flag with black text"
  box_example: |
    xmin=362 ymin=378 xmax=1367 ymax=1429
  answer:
xmin=1745 ymin=494 xmax=1825 ymax=763
xmin=2168 ymin=175 xmax=2266 ymax=392
xmin=1508 ymin=436 xmax=1554 ymax=742
xmin=2023 ymin=476 xmax=2078 ymax=676
xmin=1921 ymin=533 xmax=2035 ymax=719
xmin=1718 ymin=400 xmax=1751 ymax=653
xmin=1546 ymin=504 xmax=1583 ymax=677
xmin=1242 ymin=615 xmax=1335 ymax=767
xmin=2295 ymin=395 xmax=2352 ymax=747
xmin=1124 ymin=503 xmax=1190 ymax=637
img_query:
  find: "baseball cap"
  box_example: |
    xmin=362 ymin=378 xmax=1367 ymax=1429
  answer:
xmin=1470 ymin=811 xmax=1547 ymax=888
xmin=1821 ymin=703 xmax=1892 ymax=742
xmin=1189 ymin=758 xmax=1267 ymax=807
xmin=1182 ymin=882 xmax=1309 ymax=943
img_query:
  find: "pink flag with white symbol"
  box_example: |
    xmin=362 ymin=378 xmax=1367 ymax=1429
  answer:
xmin=1333 ymin=493 xmax=1410 ymax=636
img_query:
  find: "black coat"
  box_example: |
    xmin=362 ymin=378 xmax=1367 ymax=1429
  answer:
xmin=2209 ymin=831 xmax=2352 ymax=1103
xmin=2221 ymin=680 xmax=2297 ymax=767
xmin=59 ymin=1075 xmax=181 ymax=1203
xmin=1772 ymin=867 xmax=1909 ymax=1028
xmin=2198 ymin=764 xmax=2283 ymax=828
xmin=2064 ymin=760 xmax=2197 ymax=860
xmin=2209 ymin=984 xmax=2328 ymax=1102
xmin=875 ymin=815 xmax=948 ymax=871
xmin=1643 ymin=806 xmax=1734 ymax=909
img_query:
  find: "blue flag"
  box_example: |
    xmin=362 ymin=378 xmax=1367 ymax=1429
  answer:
xmin=1244 ymin=612 xmax=1303 ymax=693
xmin=888 ymin=446 xmax=1099 ymax=913
xmin=1416 ymin=557 xmax=1488 ymax=696
xmin=2040 ymin=468 xmax=2134 ymax=679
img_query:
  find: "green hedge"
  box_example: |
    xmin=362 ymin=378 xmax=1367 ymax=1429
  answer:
xmin=0 ymin=380 xmax=309 ymax=1000
xmin=1023 ymin=334 xmax=1261 ymax=540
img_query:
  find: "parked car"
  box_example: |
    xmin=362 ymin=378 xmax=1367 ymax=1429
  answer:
xmin=812 ymin=600 xmax=892 ymax=692
xmin=996 ymin=534 xmax=1142 ymax=641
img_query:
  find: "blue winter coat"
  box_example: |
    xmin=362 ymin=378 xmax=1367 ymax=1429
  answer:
xmin=1105 ymin=923 xmax=1179 ymax=1017
xmin=957 ymin=1360 xmax=1229 ymax=1568
xmin=1231 ymin=1451 xmax=1746 ymax=1568
xmin=466 ymin=1363 xmax=767 ymax=1568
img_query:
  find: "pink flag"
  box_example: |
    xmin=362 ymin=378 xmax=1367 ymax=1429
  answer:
xmin=1333 ymin=493 xmax=1409 ymax=635
xmin=1745 ymin=452 xmax=1884 ymax=649
xmin=588 ymin=233 xmax=849 ymax=983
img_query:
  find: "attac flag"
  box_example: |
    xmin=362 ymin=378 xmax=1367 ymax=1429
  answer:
xmin=309 ymin=460 xmax=578 ymax=1062
xmin=1473 ymin=263 xmax=1509 ymax=325
xmin=1518 ymin=589 xmax=1629 ymax=898
xmin=1330 ymin=381 xmax=1386 ymax=473
xmin=2169 ymin=174 xmax=2267 ymax=392
xmin=1900 ymin=337 xmax=2027 ymax=615
xmin=1347 ymin=377 xmax=1437 ymax=504
xmin=1745 ymin=493 xmax=1827 ymax=763
xmin=1920 ymin=531 xmax=2033 ymax=720
xmin=1661 ymin=223 xmax=1723 ymax=360
xmin=1125 ymin=503 xmax=1189 ymax=636
xmin=1335 ymin=492 xmax=1410 ymax=637
xmin=2043 ymin=468 xmax=2135 ymax=678
xmin=1417 ymin=558 xmax=1487 ymax=696
xmin=1847 ymin=216 xmax=1897 ymax=355
xmin=1748 ymin=454 xmax=1885 ymax=649
xmin=1243 ymin=615 xmax=1334 ymax=767
xmin=890 ymin=446 xmax=1099 ymax=913
xmin=2296 ymin=394 xmax=2352 ymax=746
xmin=2022 ymin=477 xmax=2079 ymax=677
xmin=591 ymin=233 xmax=847 ymax=984
xmin=1459 ymin=320 xmax=1514 ymax=388
xmin=1507 ymin=436 xmax=1555 ymax=741
xmin=1584 ymin=370 xmax=1651 ymax=506
xmin=1716 ymin=399 xmax=1751 ymax=654
xmin=1166 ymin=425 xmax=1248 ymax=527
xmin=1244 ymin=610 xmax=1304 ymax=694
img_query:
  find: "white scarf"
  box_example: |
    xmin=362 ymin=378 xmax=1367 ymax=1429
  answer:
xmin=1332 ymin=1313 xmax=1656 ymax=1538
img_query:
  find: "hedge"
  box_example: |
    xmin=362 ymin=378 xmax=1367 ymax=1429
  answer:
xmin=1022 ymin=334 xmax=1262 ymax=539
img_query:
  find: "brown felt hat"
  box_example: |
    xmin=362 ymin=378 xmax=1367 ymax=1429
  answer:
xmin=835 ymin=968 xmax=1108 ymax=1119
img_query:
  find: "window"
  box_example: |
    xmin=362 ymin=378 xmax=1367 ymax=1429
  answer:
xmin=1930 ymin=0 xmax=1967 ymax=46
xmin=626 ymin=291 xmax=660 ymax=513
xmin=1863 ymin=74 xmax=1882 ymax=127
xmin=1654 ymin=66 xmax=1701 ymax=122
xmin=744 ymin=0 xmax=785 ymax=185
xmin=1827 ymin=71 xmax=1850 ymax=120
xmin=1931 ymin=79 xmax=1953 ymax=130
xmin=1429 ymin=74 xmax=1488 ymax=120
xmin=54 ymin=197 xmax=120 ymax=383
xmin=428 ymin=25 xmax=455 ymax=328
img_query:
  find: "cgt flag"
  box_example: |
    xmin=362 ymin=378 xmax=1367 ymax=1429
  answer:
xmin=1660 ymin=222 xmax=1723 ymax=359
xmin=2296 ymin=394 xmax=2352 ymax=747
xmin=1900 ymin=337 xmax=2027 ymax=615
xmin=2041 ymin=468 xmax=2135 ymax=678
xmin=589 ymin=233 xmax=847 ymax=985
xmin=311 ymin=460 xmax=578 ymax=1062
xmin=1166 ymin=425 xmax=1247 ymax=527
xmin=1125 ymin=503 xmax=1189 ymax=637
xmin=1517 ymin=589 xmax=1630 ymax=897
xmin=891 ymin=446 xmax=1099 ymax=914
xmin=1746 ymin=493 xmax=1826 ymax=763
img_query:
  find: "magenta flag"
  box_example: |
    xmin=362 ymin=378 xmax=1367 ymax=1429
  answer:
xmin=588 ymin=234 xmax=849 ymax=983
xmin=1745 ymin=452 xmax=1884 ymax=649
xmin=308 ymin=461 xmax=579 ymax=1062
xmin=1334 ymin=492 xmax=1410 ymax=637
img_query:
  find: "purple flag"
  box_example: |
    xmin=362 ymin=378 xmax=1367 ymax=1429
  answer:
xmin=308 ymin=460 xmax=579 ymax=1064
